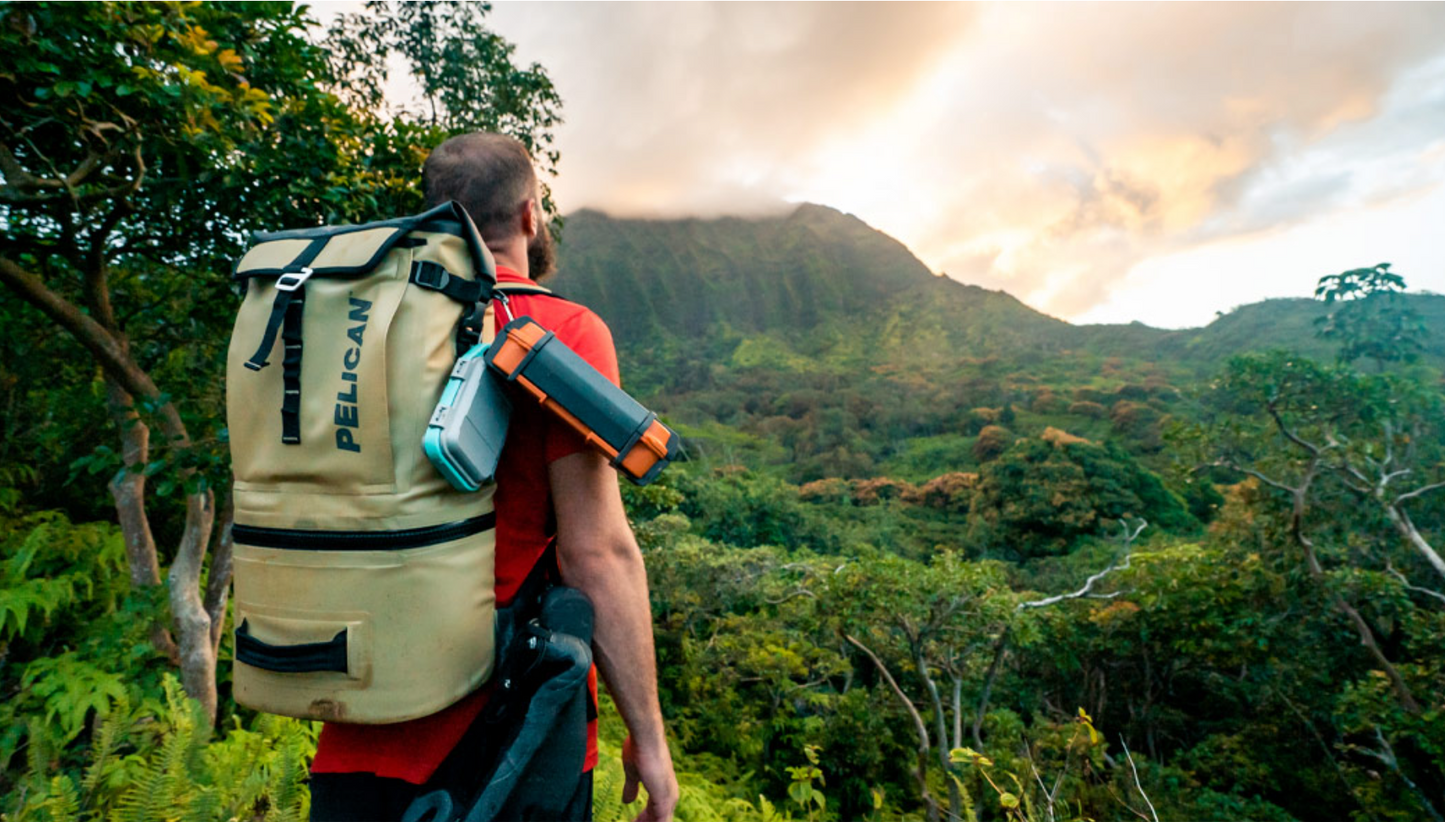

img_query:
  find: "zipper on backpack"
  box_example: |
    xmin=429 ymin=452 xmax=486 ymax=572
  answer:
xmin=232 ymin=512 xmax=495 ymax=551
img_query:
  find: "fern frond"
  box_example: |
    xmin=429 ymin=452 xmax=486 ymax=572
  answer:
xmin=25 ymin=716 xmax=54 ymax=779
xmin=81 ymin=692 xmax=130 ymax=806
xmin=43 ymin=774 xmax=80 ymax=822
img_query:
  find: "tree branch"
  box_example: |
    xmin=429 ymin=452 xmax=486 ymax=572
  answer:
xmin=845 ymin=633 xmax=939 ymax=821
xmin=973 ymin=628 xmax=1009 ymax=751
xmin=1265 ymin=397 xmax=1324 ymax=457
xmin=1019 ymin=520 xmax=1145 ymax=610
xmin=0 ymin=253 xmax=190 ymax=446
xmin=1120 ymin=737 xmax=1160 ymax=822
xmin=1385 ymin=562 xmax=1445 ymax=607
xmin=1395 ymin=480 xmax=1445 ymax=507
xmin=1355 ymin=728 xmax=1445 ymax=822
xmin=1291 ymin=458 xmax=1420 ymax=714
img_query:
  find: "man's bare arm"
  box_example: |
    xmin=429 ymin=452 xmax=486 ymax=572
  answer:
xmin=549 ymin=450 xmax=678 ymax=820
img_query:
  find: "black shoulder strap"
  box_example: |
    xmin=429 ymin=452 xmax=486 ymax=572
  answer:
xmin=494 ymin=283 xmax=567 ymax=302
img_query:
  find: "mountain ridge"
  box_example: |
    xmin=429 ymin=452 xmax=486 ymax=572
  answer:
xmin=551 ymin=202 xmax=1445 ymax=371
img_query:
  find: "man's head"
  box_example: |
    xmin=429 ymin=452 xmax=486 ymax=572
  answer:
xmin=423 ymin=132 xmax=555 ymax=280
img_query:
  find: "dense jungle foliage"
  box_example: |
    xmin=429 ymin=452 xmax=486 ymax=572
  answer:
xmin=2 ymin=3 xmax=1443 ymax=821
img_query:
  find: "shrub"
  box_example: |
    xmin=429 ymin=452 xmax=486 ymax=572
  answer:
xmin=973 ymin=425 xmax=1014 ymax=463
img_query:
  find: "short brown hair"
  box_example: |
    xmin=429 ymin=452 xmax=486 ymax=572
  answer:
xmin=423 ymin=133 xmax=537 ymax=241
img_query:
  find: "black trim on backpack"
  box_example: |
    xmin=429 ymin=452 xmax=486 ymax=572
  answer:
xmin=236 ymin=620 xmax=349 ymax=674
xmin=232 ymin=512 xmax=496 ymax=551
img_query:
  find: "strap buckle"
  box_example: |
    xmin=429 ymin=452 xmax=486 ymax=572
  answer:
xmin=413 ymin=261 xmax=452 ymax=291
xmin=275 ymin=267 xmax=314 ymax=292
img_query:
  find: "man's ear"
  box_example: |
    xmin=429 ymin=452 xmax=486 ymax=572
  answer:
xmin=520 ymin=197 xmax=539 ymax=239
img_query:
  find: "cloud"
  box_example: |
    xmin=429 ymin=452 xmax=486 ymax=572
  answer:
xmin=478 ymin=2 xmax=1445 ymax=322
xmin=489 ymin=1 xmax=975 ymax=217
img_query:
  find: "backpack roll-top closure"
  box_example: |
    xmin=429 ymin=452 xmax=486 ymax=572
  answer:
xmin=226 ymin=201 xmax=498 ymax=530
xmin=225 ymin=203 xmax=504 ymax=724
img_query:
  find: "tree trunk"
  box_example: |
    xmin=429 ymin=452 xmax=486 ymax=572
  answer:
xmin=104 ymin=380 xmax=161 ymax=588
xmin=915 ymin=646 xmax=960 ymax=821
xmin=204 ymin=495 xmax=235 ymax=655
xmin=102 ymin=378 xmax=180 ymax=661
xmin=169 ymin=489 xmax=218 ymax=725
xmin=0 ymin=253 xmax=219 ymax=717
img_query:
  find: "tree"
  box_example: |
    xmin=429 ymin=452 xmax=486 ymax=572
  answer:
xmin=1183 ymin=353 xmax=1429 ymax=714
xmin=0 ymin=1 xmax=561 ymax=721
xmin=833 ymin=550 xmax=1022 ymax=821
xmin=325 ymin=0 xmax=564 ymax=230
xmin=1314 ymin=263 xmax=1428 ymax=371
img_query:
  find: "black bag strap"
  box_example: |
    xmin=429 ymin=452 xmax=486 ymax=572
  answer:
xmin=411 ymin=260 xmax=488 ymax=304
xmin=493 ymin=283 xmax=564 ymax=301
xmin=279 ymin=286 xmax=307 ymax=444
xmin=235 ymin=619 xmax=348 ymax=674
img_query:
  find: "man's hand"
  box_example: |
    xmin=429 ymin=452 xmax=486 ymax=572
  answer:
xmin=621 ymin=734 xmax=678 ymax=821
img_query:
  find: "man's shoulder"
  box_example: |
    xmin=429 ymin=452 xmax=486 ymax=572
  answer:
xmin=525 ymin=294 xmax=613 ymax=344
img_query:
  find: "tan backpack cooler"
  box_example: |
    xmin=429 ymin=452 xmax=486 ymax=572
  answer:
xmin=225 ymin=202 xmax=507 ymax=724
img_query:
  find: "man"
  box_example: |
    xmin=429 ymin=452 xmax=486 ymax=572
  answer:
xmin=308 ymin=132 xmax=680 ymax=822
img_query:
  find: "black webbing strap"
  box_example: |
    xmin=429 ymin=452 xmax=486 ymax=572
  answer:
xmin=235 ymin=619 xmax=348 ymax=674
xmin=411 ymin=260 xmax=492 ymax=353
xmin=244 ymin=284 xmax=299 ymax=371
xmin=279 ymin=287 xmax=306 ymax=444
xmin=243 ymin=236 xmax=327 ymax=371
xmin=411 ymin=260 xmax=488 ymax=304
xmin=493 ymin=283 xmax=563 ymax=300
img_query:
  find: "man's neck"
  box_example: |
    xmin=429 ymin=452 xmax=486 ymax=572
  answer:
xmin=487 ymin=238 xmax=528 ymax=279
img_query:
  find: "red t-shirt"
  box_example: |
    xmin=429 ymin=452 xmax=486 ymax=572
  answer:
xmin=310 ymin=266 xmax=614 ymax=783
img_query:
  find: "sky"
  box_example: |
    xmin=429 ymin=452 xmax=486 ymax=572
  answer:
xmin=321 ymin=2 xmax=1445 ymax=329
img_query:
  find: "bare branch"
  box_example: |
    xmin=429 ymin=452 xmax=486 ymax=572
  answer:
xmin=845 ymin=633 xmax=940 ymax=821
xmin=1355 ymin=729 xmax=1445 ymax=822
xmin=762 ymin=589 xmax=817 ymax=605
xmin=1019 ymin=520 xmax=1145 ymax=611
xmin=1395 ymin=480 xmax=1445 ymax=507
xmin=973 ymin=628 xmax=1010 ymax=750
xmin=1385 ymin=562 xmax=1445 ymax=607
xmin=1265 ymin=397 xmax=1324 ymax=457
xmin=1121 ymin=737 xmax=1160 ymax=822
xmin=1382 ymin=505 xmax=1445 ymax=584
xmin=1212 ymin=459 xmax=1297 ymax=495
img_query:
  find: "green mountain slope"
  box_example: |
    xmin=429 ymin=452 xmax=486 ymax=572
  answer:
xmin=553 ymin=203 xmax=941 ymax=342
xmin=553 ymin=203 xmax=1445 ymax=374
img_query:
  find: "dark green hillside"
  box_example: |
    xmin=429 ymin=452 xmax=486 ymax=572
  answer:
xmin=554 ymin=203 xmax=1445 ymax=374
xmin=1154 ymin=294 xmax=1445 ymax=368
xmin=553 ymin=203 xmax=936 ymax=343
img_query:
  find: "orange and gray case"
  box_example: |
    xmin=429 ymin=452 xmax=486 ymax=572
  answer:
xmin=485 ymin=317 xmax=679 ymax=485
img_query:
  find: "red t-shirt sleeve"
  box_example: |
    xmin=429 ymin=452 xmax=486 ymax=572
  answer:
xmin=542 ymin=308 xmax=621 ymax=465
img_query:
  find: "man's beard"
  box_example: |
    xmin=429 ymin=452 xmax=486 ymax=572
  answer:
xmin=527 ymin=227 xmax=556 ymax=282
